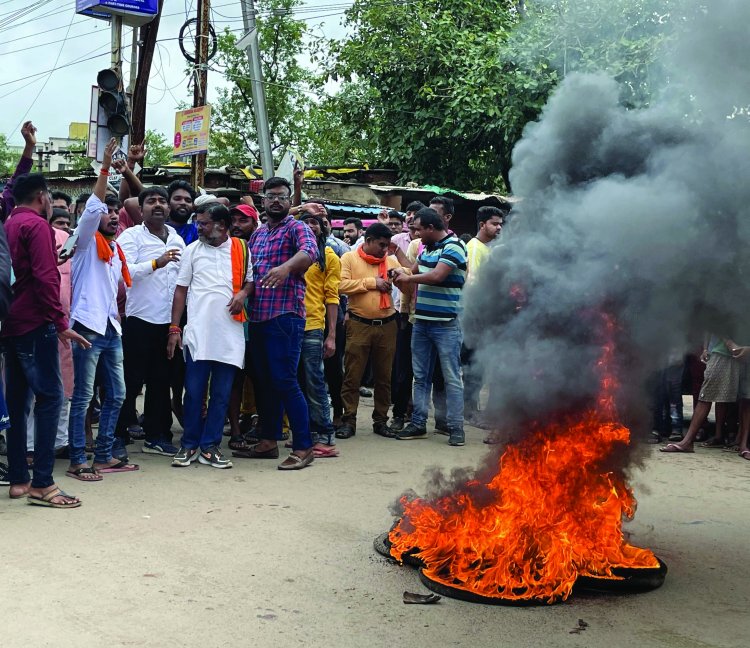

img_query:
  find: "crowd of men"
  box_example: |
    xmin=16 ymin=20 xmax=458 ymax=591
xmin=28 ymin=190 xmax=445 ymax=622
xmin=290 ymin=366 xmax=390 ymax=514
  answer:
xmin=0 ymin=123 xmax=506 ymax=508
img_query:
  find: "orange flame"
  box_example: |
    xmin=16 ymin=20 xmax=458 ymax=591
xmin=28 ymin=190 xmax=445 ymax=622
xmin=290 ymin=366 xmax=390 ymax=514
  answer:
xmin=389 ymin=314 xmax=658 ymax=603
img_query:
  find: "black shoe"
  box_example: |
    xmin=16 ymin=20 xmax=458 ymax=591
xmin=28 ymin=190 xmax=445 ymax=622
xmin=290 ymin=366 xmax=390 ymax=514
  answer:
xmin=335 ymin=424 xmax=356 ymax=439
xmin=359 ymin=387 xmax=373 ymax=398
xmin=373 ymin=422 xmax=396 ymax=438
xmin=390 ymin=416 xmax=405 ymax=432
xmin=127 ymin=424 xmax=145 ymax=440
xmin=55 ymin=445 xmax=71 ymax=459
xmin=448 ymin=429 xmax=465 ymax=446
xmin=396 ymin=422 xmax=428 ymax=440
xmin=0 ymin=461 xmax=9 ymax=485
xmin=434 ymin=419 xmax=449 ymax=436
xmin=0 ymin=433 xmax=6 ymax=456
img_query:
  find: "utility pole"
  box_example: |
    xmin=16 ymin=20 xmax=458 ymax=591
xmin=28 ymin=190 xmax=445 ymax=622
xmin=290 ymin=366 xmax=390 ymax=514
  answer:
xmin=131 ymin=0 xmax=164 ymax=146
xmin=240 ymin=0 xmax=274 ymax=180
xmin=190 ymin=0 xmax=211 ymax=189
xmin=111 ymin=15 xmax=123 ymax=83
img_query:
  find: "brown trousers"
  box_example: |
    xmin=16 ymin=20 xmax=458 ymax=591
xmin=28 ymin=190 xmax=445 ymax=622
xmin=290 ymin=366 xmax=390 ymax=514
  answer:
xmin=341 ymin=318 xmax=397 ymax=428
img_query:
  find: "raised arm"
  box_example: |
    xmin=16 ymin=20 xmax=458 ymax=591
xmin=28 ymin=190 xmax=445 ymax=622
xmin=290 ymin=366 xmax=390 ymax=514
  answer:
xmin=1 ymin=121 xmax=36 ymax=222
xmin=76 ymin=138 xmax=117 ymax=250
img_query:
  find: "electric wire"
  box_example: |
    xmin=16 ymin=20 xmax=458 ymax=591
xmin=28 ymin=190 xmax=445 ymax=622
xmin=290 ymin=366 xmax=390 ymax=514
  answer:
xmin=7 ymin=11 xmax=75 ymax=136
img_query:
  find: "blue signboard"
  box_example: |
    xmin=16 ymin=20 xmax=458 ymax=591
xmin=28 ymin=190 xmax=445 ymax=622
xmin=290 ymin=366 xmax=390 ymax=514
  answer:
xmin=76 ymin=0 xmax=159 ymax=26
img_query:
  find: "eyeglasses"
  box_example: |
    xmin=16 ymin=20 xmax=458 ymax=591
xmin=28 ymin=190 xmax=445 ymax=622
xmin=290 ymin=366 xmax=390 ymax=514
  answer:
xmin=261 ymin=193 xmax=291 ymax=203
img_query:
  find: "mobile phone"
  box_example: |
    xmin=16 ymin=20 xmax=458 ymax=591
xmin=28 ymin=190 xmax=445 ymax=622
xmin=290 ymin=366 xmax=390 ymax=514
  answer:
xmin=58 ymin=231 xmax=79 ymax=261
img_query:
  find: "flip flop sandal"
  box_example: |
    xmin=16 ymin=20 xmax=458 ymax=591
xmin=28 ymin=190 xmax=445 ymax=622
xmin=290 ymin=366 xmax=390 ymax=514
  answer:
xmin=739 ymin=450 xmax=750 ymax=461
xmin=232 ymin=444 xmax=279 ymax=459
xmin=313 ymin=446 xmax=340 ymax=458
xmin=659 ymin=443 xmax=695 ymax=453
xmin=278 ymin=450 xmax=314 ymax=470
xmin=96 ymin=460 xmax=140 ymax=473
xmin=228 ymin=436 xmax=254 ymax=452
xmin=27 ymin=487 xmax=81 ymax=509
xmin=699 ymin=438 xmax=725 ymax=448
xmin=65 ymin=466 xmax=103 ymax=482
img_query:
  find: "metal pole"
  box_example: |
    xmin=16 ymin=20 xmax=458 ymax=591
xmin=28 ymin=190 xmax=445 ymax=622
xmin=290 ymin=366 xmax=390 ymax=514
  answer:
xmin=191 ymin=0 xmax=210 ymax=189
xmin=111 ymin=15 xmax=123 ymax=71
xmin=240 ymin=0 xmax=274 ymax=180
xmin=128 ymin=27 xmax=138 ymax=96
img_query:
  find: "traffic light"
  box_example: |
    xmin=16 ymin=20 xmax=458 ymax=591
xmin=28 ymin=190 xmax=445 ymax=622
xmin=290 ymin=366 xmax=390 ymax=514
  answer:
xmin=96 ymin=68 xmax=129 ymax=137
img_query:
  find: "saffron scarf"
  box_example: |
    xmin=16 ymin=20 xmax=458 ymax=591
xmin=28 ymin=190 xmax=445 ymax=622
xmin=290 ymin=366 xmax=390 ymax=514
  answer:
xmin=95 ymin=231 xmax=132 ymax=287
xmin=357 ymin=246 xmax=390 ymax=310
xmin=230 ymin=237 xmax=249 ymax=323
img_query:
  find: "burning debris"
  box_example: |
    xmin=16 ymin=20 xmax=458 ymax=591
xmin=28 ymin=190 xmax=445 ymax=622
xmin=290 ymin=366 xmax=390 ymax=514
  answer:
xmin=377 ymin=316 xmax=666 ymax=604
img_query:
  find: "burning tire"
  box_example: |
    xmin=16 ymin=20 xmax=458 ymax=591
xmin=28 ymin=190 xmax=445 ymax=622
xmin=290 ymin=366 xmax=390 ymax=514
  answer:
xmin=418 ymin=569 xmax=554 ymax=606
xmin=373 ymin=532 xmax=424 ymax=569
xmin=574 ymin=559 xmax=668 ymax=594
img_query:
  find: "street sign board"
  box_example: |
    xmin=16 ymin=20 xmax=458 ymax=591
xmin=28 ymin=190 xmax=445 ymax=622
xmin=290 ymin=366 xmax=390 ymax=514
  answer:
xmin=76 ymin=0 xmax=159 ymax=26
xmin=173 ymin=106 xmax=211 ymax=157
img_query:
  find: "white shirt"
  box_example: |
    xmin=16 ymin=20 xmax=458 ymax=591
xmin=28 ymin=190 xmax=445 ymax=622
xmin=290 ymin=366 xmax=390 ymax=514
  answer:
xmin=117 ymin=223 xmax=185 ymax=324
xmin=70 ymin=194 xmax=122 ymax=336
xmin=176 ymin=237 xmax=253 ymax=368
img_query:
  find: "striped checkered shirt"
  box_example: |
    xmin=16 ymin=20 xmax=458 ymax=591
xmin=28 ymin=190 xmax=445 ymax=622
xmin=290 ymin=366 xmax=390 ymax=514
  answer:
xmin=248 ymin=215 xmax=317 ymax=322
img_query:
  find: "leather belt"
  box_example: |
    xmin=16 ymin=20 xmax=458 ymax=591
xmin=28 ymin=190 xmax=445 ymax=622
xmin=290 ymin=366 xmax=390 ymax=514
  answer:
xmin=348 ymin=312 xmax=397 ymax=326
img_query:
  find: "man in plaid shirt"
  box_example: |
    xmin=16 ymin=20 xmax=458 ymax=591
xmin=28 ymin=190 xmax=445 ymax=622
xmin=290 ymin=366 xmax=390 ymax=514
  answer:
xmin=236 ymin=177 xmax=318 ymax=470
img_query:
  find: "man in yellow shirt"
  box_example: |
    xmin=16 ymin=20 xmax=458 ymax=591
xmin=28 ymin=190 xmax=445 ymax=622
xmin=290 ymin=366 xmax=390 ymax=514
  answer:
xmin=463 ymin=206 xmax=504 ymax=424
xmin=300 ymin=213 xmax=341 ymax=457
xmin=465 ymin=206 xmax=504 ymax=280
xmin=337 ymin=223 xmax=405 ymax=439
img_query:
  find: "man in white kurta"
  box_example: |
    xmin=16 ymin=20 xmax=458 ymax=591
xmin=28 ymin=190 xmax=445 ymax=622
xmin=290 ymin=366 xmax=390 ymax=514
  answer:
xmin=167 ymin=203 xmax=253 ymax=469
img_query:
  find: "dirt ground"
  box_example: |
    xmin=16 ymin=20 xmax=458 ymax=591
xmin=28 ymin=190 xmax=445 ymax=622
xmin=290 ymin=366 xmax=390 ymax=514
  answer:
xmin=2 ymin=399 xmax=748 ymax=648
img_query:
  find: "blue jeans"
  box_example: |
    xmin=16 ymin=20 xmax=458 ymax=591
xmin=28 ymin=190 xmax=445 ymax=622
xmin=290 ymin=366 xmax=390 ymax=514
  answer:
xmin=3 ymin=323 xmax=63 ymax=488
xmin=181 ymin=349 xmax=235 ymax=450
xmin=249 ymin=314 xmax=313 ymax=451
xmin=411 ymin=319 xmax=464 ymax=431
xmin=68 ymin=322 xmax=125 ymax=465
xmin=301 ymin=328 xmax=335 ymax=445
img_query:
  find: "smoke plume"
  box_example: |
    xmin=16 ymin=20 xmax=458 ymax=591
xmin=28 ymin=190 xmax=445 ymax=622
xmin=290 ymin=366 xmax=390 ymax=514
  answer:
xmin=463 ymin=0 xmax=750 ymax=443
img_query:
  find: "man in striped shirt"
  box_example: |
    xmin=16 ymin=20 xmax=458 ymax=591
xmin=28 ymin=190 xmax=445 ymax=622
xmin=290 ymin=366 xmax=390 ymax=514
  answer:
xmin=392 ymin=208 xmax=468 ymax=446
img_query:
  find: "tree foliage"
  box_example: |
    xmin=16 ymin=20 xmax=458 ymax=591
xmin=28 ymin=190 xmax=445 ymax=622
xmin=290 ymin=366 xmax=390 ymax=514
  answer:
xmin=328 ymin=0 xmax=682 ymax=191
xmin=144 ymin=129 xmax=174 ymax=166
xmin=0 ymin=134 xmax=19 ymax=177
xmin=208 ymin=0 xmax=322 ymax=167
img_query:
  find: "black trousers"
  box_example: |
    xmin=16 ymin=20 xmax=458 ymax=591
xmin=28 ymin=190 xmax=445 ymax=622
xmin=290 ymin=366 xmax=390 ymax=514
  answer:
xmin=323 ymin=314 xmax=346 ymax=420
xmin=392 ymin=315 xmax=413 ymax=418
xmin=116 ymin=316 xmax=173 ymax=442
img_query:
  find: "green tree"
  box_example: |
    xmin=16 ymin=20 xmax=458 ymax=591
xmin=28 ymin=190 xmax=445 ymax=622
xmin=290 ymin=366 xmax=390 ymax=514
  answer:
xmin=208 ymin=0 xmax=323 ymax=168
xmin=0 ymin=134 xmax=19 ymax=177
xmin=329 ymin=0 xmax=682 ymax=191
xmin=144 ymin=129 xmax=175 ymax=166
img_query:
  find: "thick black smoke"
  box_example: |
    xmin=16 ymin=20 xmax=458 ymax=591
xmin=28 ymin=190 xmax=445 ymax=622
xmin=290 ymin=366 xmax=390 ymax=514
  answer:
xmin=463 ymin=0 xmax=750 ymax=441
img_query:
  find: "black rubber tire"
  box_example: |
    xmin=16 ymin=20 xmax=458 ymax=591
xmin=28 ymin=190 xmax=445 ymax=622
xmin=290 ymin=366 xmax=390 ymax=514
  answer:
xmin=574 ymin=558 xmax=668 ymax=594
xmin=418 ymin=569 xmax=558 ymax=606
xmin=373 ymin=532 xmax=424 ymax=569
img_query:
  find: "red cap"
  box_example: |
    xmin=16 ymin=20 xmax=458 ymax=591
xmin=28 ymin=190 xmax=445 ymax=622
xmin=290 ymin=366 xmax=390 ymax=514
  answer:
xmin=231 ymin=203 xmax=259 ymax=222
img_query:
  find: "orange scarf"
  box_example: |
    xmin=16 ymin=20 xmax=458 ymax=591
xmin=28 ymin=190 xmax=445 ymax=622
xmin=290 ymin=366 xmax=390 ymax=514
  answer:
xmin=357 ymin=246 xmax=390 ymax=310
xmin=230 ymin=237 xmax=249 ymax=323
xmin=95 ymin=231 xmax=132 ymax=287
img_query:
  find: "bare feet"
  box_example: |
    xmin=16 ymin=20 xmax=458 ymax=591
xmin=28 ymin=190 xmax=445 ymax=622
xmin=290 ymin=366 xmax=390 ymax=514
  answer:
xmin=253 ymin=440 xmax=277 ymax=453
xmin=9 ymin=481 xmax=31 ymax=499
